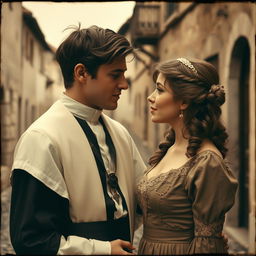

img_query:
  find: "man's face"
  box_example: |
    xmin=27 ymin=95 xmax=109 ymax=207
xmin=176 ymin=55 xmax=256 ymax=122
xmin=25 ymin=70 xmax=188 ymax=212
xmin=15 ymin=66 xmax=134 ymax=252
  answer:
xmin=83 ymin=56 xmax=128 ymax=110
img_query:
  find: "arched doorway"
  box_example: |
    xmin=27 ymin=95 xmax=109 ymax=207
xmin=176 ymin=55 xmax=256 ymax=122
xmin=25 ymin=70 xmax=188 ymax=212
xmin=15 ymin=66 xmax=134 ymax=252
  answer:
xmin=227 ymin=36 xmax=250 ymax=228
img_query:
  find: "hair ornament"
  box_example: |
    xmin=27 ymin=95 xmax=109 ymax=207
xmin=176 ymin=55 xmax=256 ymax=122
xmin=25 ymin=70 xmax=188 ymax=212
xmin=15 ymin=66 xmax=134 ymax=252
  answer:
xmin=177 ymin=58 xmax=198 ymax=75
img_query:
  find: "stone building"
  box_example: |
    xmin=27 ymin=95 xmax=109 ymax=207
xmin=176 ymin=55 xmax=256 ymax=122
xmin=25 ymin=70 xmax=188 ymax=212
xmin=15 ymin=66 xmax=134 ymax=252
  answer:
xmin=21 ymin=7 xmax=64 ymax=133
xmin=114 ymin=2 xmax=255 ymax=253
xmin=1 ymin=3 xmax=63 ymax=181
xmin=1 ymin=2 xmax=23 ymax=171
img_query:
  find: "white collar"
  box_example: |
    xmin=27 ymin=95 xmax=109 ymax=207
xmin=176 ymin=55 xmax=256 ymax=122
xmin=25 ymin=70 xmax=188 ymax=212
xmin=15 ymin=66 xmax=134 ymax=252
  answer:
xmin=60 ymin=93 xmax=102 ymax=124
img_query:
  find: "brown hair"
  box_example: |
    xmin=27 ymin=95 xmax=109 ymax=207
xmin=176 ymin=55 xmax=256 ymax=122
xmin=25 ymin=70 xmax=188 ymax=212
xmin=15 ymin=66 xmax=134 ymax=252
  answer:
xmin=149 ymin=58 xmax=228 ymax=166
xmin=55 ymin=24 xmax=133 ymax=89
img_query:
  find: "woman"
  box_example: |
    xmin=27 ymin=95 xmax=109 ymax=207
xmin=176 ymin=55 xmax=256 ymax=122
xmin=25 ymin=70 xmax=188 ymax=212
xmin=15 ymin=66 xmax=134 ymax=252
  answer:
xmin=136 ymin=58 xmax=238 ymax=255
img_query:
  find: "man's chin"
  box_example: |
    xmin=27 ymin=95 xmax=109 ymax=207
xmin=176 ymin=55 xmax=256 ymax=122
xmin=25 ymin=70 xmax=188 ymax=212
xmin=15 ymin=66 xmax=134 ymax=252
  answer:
xmin=104 ymin=103 xmax=118 ymax=111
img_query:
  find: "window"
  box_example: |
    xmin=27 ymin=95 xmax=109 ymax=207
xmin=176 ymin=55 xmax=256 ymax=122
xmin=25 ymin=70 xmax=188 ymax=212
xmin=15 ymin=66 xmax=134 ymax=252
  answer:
xmin=8 ymin=3 xmax=13 ymax=10
xmin=25 ymin=31 xmax=34 ymax=66
xmin=165 ymin=3 xmax=177 ymax=20
xmin=18 ymin=97 xmax=22 ymax=136
xmin=25 ymin=99 xmax=29 ymax=129
xmin=40 ymin=48 xmax=44 ymax=73
xmin=205 ymin=54 xmax=219 ymax=73
xmin=31 ymin=105 xmax=36 ymax=122
xmin=0 ymin=86 xmax=4 ymax=102
xmin=25 ymin=30 xmax=29 ymax=60
xmin=30 ymin=38 xmax=34 ymax=65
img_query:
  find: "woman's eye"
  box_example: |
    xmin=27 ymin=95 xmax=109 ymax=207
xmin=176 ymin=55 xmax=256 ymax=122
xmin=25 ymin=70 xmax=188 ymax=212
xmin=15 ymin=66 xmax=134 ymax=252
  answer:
xmin=156 ymin=87 xmax=164 ymax=93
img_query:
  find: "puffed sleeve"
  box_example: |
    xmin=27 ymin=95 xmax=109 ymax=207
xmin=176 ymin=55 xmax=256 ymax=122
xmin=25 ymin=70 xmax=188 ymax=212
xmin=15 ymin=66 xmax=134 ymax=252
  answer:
xmin=185 ymin=152 xmax=238 ymax=254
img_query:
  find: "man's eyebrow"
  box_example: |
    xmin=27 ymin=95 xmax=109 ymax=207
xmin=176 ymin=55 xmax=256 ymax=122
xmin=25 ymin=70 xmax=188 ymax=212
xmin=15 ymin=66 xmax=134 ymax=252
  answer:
xmin=110 ymin=68 xmax=127 ymax=73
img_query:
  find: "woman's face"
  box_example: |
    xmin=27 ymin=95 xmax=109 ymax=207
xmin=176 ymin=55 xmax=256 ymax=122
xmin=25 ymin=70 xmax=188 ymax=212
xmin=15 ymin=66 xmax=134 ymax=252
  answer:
xmin=148 ymin=73 xmax=182 ymax=124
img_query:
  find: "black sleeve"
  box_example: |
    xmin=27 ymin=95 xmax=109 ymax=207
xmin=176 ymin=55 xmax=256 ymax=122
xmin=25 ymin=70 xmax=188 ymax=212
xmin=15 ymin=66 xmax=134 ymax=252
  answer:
xmin=136 ymin=204 xmax=143 ymax=215
xmin=10 ymin=169 xmax=71 ymax=255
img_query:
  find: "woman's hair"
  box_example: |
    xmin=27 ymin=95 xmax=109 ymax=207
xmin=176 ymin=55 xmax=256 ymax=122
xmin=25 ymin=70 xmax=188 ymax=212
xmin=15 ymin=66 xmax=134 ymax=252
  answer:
xmin=55 ymin=24 xmax=133 ymax=89
xmin=149 ymin=58 xmax=228 ymax=166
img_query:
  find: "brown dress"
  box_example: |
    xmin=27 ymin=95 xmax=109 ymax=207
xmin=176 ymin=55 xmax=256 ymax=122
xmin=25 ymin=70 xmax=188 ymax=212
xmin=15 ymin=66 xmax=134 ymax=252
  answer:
xmin=136 ymin=150 xmax=238 ymax=255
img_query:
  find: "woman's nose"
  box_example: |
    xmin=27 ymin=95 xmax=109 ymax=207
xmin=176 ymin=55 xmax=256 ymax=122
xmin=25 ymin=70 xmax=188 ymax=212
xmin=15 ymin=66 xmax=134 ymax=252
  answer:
xmin=147 ymin=91 xmax=156 ymax=103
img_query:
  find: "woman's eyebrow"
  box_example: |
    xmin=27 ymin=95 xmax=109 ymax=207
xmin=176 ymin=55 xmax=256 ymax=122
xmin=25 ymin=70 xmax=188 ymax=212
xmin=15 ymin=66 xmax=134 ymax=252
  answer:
xmin=156 ymin=82 xmax=165 ymax=87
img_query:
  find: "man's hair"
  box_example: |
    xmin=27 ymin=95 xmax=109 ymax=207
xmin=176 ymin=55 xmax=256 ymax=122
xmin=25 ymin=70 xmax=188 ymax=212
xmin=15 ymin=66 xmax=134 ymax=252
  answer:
xmin=55 ymin=24 xmax=133 ymax=89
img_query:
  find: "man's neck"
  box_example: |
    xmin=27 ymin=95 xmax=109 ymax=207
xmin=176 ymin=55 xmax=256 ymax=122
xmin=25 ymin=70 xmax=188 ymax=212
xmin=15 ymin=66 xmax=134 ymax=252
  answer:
xmin=64 ymin=90 xmax=102 ymax=110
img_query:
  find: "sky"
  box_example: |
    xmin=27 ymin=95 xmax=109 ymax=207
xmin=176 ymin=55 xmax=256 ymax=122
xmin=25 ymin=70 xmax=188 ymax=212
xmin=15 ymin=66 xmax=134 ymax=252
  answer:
xmin=22 ymin=1 xmax=135 ymax=49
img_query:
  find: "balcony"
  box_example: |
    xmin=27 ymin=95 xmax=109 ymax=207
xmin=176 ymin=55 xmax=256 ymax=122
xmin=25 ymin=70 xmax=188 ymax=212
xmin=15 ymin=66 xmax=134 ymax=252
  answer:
xmin=131 ymin=4 xmax=160 ymax=46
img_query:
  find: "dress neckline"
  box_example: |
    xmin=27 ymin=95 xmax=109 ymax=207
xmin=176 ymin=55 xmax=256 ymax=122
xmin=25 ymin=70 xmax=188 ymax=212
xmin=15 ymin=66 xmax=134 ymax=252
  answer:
xmin=146 ymin=150 xmax=223 ymax=182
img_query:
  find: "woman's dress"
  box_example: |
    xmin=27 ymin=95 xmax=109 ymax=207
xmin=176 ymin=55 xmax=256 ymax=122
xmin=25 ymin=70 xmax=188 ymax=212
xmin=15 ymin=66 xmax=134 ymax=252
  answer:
xmin=136 ymin=150 xmax=238 ymax=255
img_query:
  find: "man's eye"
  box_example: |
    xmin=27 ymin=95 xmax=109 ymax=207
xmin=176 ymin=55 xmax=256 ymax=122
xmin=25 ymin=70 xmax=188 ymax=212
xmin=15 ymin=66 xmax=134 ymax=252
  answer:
xmin=111 ymin=74 xmax=120 ymax=79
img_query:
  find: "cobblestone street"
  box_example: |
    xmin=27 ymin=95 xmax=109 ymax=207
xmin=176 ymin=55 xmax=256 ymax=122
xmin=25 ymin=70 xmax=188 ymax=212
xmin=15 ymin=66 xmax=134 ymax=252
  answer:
xmin=0 ymin=129 xmax=249 ymax=255
xmin=1 ymin=186 xmax=15 ymax=255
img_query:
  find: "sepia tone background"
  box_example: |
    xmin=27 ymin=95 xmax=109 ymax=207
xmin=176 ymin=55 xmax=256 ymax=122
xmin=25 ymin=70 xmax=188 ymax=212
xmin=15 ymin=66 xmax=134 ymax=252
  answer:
xmin=1 ymin=1 xmax=255 ymax=255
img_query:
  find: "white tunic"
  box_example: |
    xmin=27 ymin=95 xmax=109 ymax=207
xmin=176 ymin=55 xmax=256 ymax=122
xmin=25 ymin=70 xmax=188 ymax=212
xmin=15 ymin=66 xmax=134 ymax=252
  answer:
xmin=60 ymin=94 xmax=127 ymax=219
xmin=12 ymin=94 xmax=146 ymax=255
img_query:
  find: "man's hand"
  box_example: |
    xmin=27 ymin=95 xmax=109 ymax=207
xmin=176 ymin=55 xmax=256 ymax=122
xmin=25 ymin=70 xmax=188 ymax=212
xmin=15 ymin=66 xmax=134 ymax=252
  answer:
xmin=221 ymin=232 xmax=229 ymax=252
xmin=110 ymin=239 xmax=136 ymax=255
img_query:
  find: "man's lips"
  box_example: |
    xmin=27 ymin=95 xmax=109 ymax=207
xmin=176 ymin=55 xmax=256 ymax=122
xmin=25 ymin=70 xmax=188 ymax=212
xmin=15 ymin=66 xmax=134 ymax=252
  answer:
xmin=150 ymin=106 xmax=157 ymax=111
xmin=112 ymin=94 xmax=121 ymax=101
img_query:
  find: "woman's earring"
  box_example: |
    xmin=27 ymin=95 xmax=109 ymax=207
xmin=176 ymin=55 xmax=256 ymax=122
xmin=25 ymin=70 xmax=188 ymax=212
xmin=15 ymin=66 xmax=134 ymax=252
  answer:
xmin=179 ymin=110 xmax=183 ymax=118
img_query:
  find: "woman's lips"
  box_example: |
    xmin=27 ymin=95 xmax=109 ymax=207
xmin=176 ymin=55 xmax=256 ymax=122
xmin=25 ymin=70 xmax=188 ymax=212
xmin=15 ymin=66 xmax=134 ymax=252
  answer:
xmin=150 ymin=106 xmax=157 ymax=112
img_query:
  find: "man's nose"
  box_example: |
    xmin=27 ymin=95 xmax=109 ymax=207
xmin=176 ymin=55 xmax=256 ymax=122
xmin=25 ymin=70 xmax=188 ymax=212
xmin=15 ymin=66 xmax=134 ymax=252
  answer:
xmin=118 ymin=77 xmax=129 ymax=90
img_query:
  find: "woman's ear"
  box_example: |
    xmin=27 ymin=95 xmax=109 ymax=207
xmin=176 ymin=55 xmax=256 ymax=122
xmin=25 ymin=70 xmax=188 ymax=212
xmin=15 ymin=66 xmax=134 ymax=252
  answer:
xmin=74 ymin=63 xmax=87 ymax=83
xmin=180 ymin=102 xmax=188 ymax=110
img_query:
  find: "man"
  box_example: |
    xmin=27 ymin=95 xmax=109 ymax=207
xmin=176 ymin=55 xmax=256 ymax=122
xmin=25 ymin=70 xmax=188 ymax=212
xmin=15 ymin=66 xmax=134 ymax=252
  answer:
xmin=10 ymin=25 xmax=146 ymax=255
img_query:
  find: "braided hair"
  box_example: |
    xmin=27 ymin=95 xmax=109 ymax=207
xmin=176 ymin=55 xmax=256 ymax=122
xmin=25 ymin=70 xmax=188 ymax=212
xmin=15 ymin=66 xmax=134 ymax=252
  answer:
xmin=149 ymin=58 xmax=228 ymax=166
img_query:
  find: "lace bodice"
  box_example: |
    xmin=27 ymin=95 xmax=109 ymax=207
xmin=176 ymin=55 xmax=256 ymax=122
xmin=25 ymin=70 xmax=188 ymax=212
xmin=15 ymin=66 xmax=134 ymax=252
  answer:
xmin=136 ymin=151 xmax=238 ymax=238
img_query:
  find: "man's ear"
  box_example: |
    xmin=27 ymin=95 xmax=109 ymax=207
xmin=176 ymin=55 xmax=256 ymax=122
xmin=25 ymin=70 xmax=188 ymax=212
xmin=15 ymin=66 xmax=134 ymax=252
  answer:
xmin=74 ymin=63 xmax=88 ymax=83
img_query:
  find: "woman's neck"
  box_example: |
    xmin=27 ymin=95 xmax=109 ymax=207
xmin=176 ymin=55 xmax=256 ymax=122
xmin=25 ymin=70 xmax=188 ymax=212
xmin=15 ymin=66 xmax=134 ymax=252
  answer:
xmin=170 ymin=121 xmax=189 ymax=151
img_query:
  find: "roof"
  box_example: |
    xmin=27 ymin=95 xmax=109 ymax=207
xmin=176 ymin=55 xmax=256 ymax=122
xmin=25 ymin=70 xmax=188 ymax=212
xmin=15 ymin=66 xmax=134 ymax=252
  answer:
xmin=22 ymin=6 xmax=52 ymax=52
xmin=118 ymin=17 xmax=131 ymax=35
